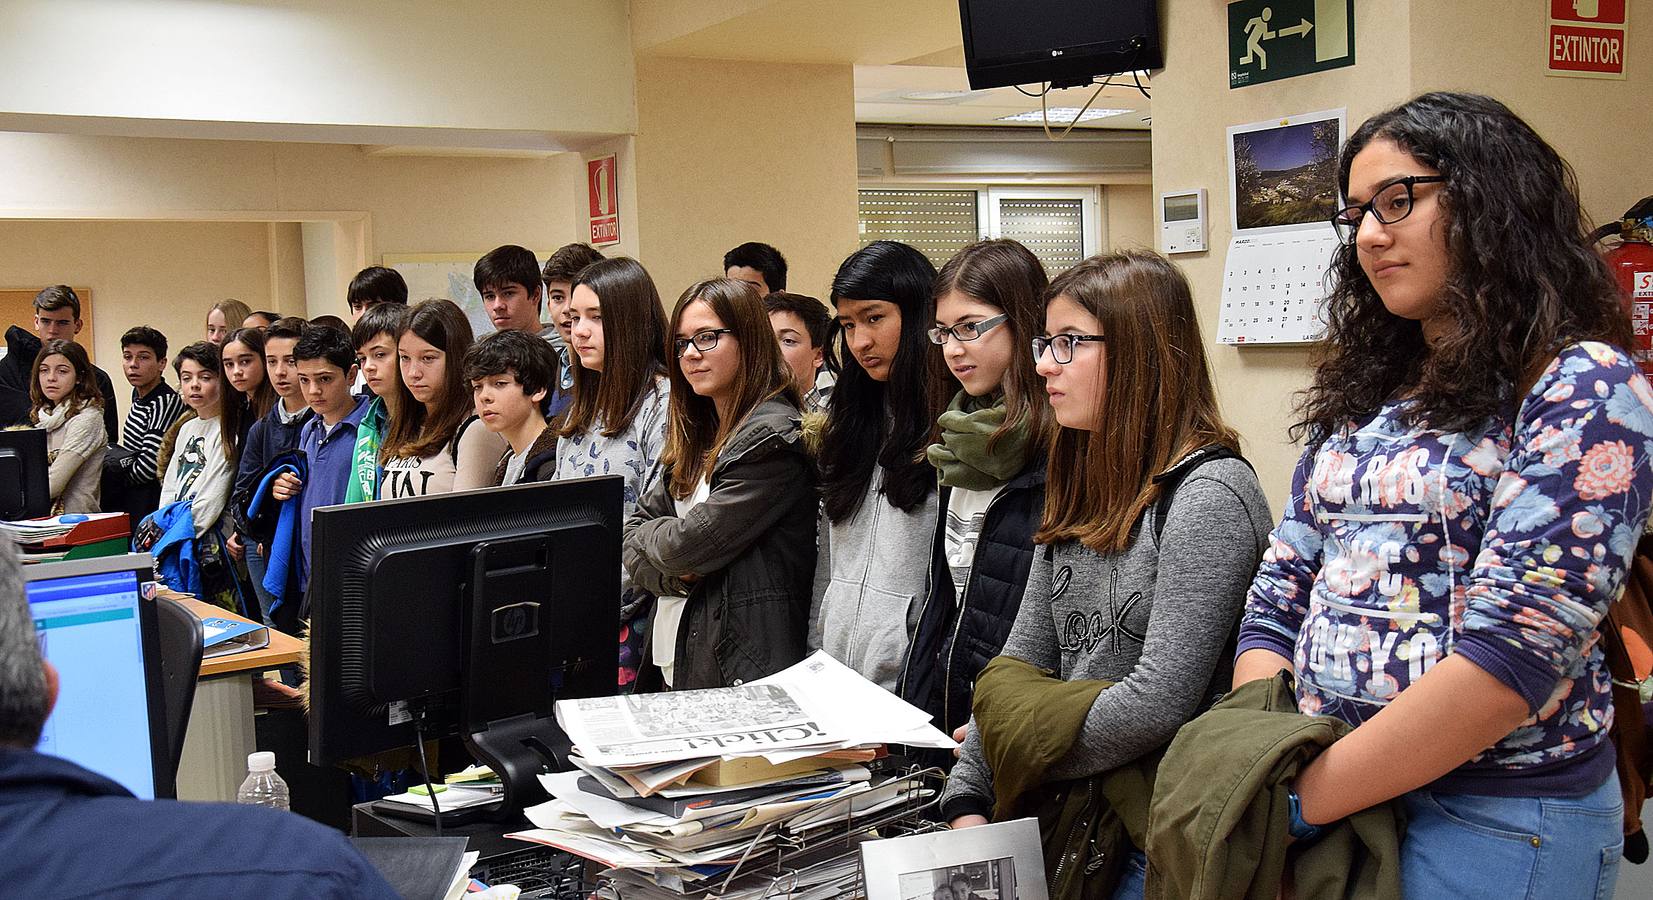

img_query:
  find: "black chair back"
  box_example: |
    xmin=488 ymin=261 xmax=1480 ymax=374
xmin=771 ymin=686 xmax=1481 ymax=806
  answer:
xmin=155 ymin=597 xmax=203 ymax=777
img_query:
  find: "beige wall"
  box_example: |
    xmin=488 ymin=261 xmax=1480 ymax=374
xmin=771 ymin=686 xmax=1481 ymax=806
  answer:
xmin=0 ymin=220 xmax=277 ymax=415
xmin=1104 ymin=184 xmax=1156 ymax=252
xmin=1151 ymin=1 xmax=1417 ymax=509
xmin=0 ymin=1 xmax=635 ymax=138
xmin=633 ymin=56 xmax=860 ymax=302
xmin=1410 ymin=0 xmax=1653 ymax=225
xmin=0 ymin=132 xmax=590 ymax=313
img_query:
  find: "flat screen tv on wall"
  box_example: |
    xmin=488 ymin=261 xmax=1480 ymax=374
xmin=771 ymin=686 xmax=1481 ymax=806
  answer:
xmin=959 ymin=0 xmax=1162 ymax=91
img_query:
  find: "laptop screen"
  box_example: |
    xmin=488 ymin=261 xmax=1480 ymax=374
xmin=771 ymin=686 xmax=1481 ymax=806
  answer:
xmin=28 ymin=565 xmax=161 ymax=799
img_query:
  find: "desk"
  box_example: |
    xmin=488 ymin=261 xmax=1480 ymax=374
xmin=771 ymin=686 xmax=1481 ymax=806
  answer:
xmin=171 ymin=596 xmax=304 ymax=802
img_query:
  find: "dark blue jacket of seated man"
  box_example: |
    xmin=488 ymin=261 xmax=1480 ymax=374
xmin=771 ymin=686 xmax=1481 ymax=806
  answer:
xmin=0 ymin=542 xmax=397 ymax=899
xmin=0 ymin=750 xmax=398 ymax=899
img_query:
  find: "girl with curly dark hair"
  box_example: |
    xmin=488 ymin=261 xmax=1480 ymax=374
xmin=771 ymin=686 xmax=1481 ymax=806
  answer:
xmin=1235 ymin=92 xmax=1651 ymax=895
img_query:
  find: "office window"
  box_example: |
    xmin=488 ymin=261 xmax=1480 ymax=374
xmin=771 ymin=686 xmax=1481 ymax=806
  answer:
xmin=857 ymin=189 xmax=980 ymax=268
xmin=857 ymin=187 xmax=1099 ymax=273
xmin=992 ymin=197 xmax=1087 ymax=273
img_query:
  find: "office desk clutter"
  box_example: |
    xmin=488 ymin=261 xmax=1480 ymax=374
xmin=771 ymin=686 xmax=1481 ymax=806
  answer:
xmin=506 ymin=653 xmax=953 ymax=899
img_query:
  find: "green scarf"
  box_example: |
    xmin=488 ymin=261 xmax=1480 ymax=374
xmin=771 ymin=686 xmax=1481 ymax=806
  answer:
xmin=343 ymin=396 xmax=385 ymax=504
xmin=924 ymin=391 xmax=1031 ymax=491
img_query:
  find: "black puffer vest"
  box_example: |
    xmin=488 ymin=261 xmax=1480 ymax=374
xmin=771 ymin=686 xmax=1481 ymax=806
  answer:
xmin=899 ymin=457 xmax=1046 ymax=736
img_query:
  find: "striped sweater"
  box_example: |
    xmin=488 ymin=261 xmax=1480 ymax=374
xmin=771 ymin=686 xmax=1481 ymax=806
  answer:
xmin=116 ymin=383 xmax=185 ymax=487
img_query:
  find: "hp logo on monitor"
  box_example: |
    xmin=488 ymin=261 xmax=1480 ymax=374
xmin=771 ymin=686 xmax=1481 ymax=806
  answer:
xmin=491 ymin=601 xmax=541 ymax=644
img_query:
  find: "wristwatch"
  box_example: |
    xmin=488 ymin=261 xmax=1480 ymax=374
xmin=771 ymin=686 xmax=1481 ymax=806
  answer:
xmin=1287 ymin=788 xmax=1325 ymax=844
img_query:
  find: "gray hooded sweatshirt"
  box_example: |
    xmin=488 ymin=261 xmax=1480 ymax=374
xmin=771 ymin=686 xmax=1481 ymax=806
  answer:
xmin=809 ymin=465 xmax=940 ymax=691
xmin=940 ymin=457 xmax=1272 ymax=820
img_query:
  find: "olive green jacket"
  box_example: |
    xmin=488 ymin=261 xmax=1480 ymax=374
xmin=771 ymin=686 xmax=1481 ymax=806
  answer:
xmin=972 ymin=655 xmax=1156 ymax=900
xmin=1145 ymin=672 xmax=1405 ymax=900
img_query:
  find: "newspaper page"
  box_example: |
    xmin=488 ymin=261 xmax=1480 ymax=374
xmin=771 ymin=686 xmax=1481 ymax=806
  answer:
xmin=556 ymin=679 xmax=837 ymax=767
xmin=555 ymin=651 xmax=953 ymax=767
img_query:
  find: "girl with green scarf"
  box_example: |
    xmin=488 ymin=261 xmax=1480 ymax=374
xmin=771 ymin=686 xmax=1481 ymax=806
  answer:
xmin=900 ymin=240 xmax=1053 ymax=747
xmin=344 ymin=303 xmax=408 ymax=502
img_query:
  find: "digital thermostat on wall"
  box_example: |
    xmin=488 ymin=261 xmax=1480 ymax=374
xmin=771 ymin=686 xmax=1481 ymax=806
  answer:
xmin=1160 ymin=189 xmax=1208 ymax=254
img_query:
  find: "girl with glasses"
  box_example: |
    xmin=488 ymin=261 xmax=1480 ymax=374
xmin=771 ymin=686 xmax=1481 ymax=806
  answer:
xmin=901 ymin=239 xmax=1053 ymax=746
xmin=1236 ymin=93 xmax=1652 ymax=897
xmin=810 ymin=241 xmax=947 ymax=691
xmin=378 ymin=299 xmax=507 ymax=498
xmin=622 ymin=278 xmax=817 ymax=690
xmin=942 ymin=251 xmax=1270 ymax=900
xmin=556 ymin=257 xmax=673 ymax=692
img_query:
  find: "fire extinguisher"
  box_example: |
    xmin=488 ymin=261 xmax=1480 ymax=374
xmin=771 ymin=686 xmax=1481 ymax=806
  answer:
xmin=1595 ymin=197 xmax=1653 ymax=379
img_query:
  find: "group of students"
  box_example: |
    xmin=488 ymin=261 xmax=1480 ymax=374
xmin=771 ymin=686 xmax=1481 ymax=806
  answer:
xmin=608 ymin=92 xmax=1648 ymax=898
xmin=2 ymin=89 xmax=1647 ymax=895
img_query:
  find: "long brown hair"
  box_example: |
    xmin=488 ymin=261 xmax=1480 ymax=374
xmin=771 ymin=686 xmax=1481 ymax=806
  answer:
xmin=1036 ymin=251 xmax=1239 ymax=553
xmin=557 ymin=257 xmax=669 ymax=439
xmin=380 ymin=298 xmax=475 ymax=461
xmin=661 ymin=279 xmax=799 ymax=499
xmin=29 ymin=340 xmax=102 ymax=421
xmin=932 ymin=239 xmax=1053 ymax=457
xmin=219 ymin=327 xmax=274 ymax=461
xmin=208 ymin=298 xmax=252 ymax=334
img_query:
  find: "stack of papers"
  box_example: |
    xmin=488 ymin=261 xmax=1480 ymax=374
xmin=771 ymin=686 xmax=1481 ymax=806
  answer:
xmin=506 ymin=652 xmax=954 ymax=898
xmin=0 ymin=513 xmax=119 ymax=544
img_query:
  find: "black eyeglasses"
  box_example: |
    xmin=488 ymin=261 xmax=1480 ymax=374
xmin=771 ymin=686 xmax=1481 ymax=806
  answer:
xmin=1032 ymin=333 xmax=1106 ymax=365
xmin=927 ymin=314 xmax=1008 ymax=346
xmin=673 ymin=328 xmax=734 ymax=357
xmin=1331 ymin=175 xmax=1446 ymax=243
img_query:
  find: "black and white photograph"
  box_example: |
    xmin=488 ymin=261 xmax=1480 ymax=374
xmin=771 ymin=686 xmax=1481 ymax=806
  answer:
xmin=897 ymin=858 xmax=1019 ymax=900
xmin=862 ymin=818 xmax=1047 ymax=900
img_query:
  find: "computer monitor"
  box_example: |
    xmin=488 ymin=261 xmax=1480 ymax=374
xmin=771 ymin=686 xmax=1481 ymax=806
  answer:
xmin=0 ymin=427 xmax=50 ymax=520
xmin=26 ymin=554 xmax=172 ymax=799
xmin=307 ymin=476 xmax=622 ymax=821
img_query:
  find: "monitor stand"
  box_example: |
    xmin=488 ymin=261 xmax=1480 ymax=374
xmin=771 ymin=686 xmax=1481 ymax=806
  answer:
xmin=376 ymin=534 xmax=590 ymax=828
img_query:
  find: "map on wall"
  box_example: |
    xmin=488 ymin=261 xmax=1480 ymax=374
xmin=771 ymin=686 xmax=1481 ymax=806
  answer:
xmin=382 ymin=252 xmax=546 ymax=339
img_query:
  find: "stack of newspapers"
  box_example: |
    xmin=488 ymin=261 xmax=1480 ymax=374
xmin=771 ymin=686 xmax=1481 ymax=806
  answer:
xmin=506 ymin=652 xmax=955 ymax=900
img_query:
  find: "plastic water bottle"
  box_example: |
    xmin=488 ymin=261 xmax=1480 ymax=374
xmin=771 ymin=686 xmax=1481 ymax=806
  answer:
xmin=236 ymin=751 xmax=290 ymax=811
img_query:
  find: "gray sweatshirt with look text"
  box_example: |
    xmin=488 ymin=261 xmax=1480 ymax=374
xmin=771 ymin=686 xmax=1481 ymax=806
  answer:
xmin=939 ymin=458 xmax=1272 ymax=820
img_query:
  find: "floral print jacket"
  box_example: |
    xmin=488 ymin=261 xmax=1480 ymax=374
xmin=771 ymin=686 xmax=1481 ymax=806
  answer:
xmin=1240 ymin=342 xmax=1653 ymax=792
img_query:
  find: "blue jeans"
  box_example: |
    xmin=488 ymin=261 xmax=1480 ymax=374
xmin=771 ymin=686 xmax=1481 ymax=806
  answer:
xmin=1111 ymin=848 xmax=1146 ymax=900
xmin=1400 ymin=770 xmax=1622 ymax=899
xmin=245 ymin=540 xmax=276 ymax=626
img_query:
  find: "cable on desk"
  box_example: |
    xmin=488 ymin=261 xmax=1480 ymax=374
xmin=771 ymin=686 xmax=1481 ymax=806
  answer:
xmin=413 ymin=709 xmax=443 ymax=837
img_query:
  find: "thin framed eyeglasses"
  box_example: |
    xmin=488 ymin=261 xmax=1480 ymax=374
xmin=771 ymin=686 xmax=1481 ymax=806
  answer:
xmin=927 ymin=313 xmax=1009 ymax=346
xmin=1031 ymin=333 xmax=1106 ymax=365
xmin=673 ymin=328 xmax=734 ymax=357
xmin=1330 ymin=175 xmax=1446 ymax=243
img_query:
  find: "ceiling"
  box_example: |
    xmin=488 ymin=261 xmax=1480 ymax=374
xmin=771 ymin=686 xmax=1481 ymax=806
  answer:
xmin=633 ymin=0 xmax=1152 ymax=131
xmin=854 ymin=65 xmax=1151 ymax=131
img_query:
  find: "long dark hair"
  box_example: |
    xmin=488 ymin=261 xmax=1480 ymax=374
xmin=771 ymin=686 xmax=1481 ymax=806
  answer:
xmin=1035 ymin=252 xmax=1238 ymax=553
xmin=932 ymin=239 xmax=1053 ymax=457
xmin=381 ymin=298 xmax=475 ymax=461
xmin=219 ymin=327 xmax=273 ymax=462
xmin=29 ymin=340 xmax=102 ymax=422
xmin=1296 ymin=91 xmax=1631 ymax=445
xmin=558 ymin=258 xmax=670 ymax=440
xmin=662 ymin=279 xmax=799 ymax=500
xmin=821 ymin=241 xmax=944 ymax=522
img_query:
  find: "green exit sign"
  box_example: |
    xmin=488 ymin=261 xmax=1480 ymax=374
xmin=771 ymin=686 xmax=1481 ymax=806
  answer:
xmin=1229 ymin=0 xmax=1356 ymax=88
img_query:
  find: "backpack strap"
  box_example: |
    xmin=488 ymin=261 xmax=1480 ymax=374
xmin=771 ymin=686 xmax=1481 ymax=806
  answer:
xmin=1149 ymin=444 xmax=1253 ymax=547
xmin=450 ymin=414 xmax=479 ymax=467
